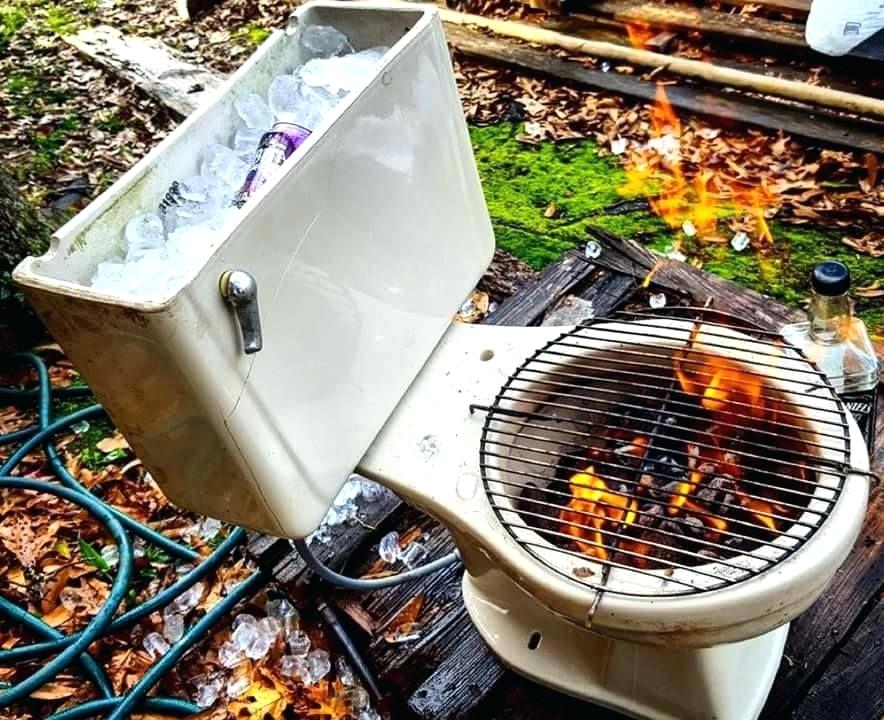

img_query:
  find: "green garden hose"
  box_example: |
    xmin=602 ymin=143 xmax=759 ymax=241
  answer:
xmin=0 ymin=353 xmax=264 ymax=718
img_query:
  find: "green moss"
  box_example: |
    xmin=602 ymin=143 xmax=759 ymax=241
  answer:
xmin=0 ymin=5 xmax=27 ymax=50
xmin=43 ymin=4 xmax=78 ymax=35
xmin=95 ymin=111 xmax=125 ymax=133
xmin=469 ymin=121 xmax=882 ymax=334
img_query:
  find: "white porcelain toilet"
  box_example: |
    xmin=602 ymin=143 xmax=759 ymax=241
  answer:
xmin=13 ymin=4 xmax=870 ymax=718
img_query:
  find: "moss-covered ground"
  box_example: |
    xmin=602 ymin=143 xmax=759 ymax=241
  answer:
xmin=470 ymin=123 xmax=883 ymax=335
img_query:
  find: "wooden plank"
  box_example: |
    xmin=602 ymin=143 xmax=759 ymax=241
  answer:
xmin=445 ymin=24 xmax=884 ymax=154
xmin=699 ymin=0 xmax=810 ymax=13
xmin=790 ymin=594 xmax=884 ymax=720
xmin=583 ymin=227 xmax=803 ymax=330
xmin=62 ymin=25 xmax=225 ymax=117
xmin=485 ymin=252 xmax=598 ymax=327
xmin=583 ymin=0 xmax=807 ymax=48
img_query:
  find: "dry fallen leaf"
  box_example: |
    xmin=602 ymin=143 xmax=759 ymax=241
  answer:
xmin=96 ymin=434 xmax=131 ymax=453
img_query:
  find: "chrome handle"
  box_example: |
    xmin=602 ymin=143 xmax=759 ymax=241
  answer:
xmin=220 ymin=270 xmax=263 ymax=355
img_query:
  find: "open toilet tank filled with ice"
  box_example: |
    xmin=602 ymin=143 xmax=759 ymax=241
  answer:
xmin=14 ymin=0 xmax=495 ymax=538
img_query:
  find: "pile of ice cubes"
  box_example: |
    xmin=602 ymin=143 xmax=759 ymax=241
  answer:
xmin=90 ymin=25 xmax=388 ymax=298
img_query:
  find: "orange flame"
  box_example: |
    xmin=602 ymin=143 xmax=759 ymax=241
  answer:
xmin=620 ymin=83 xmax=778 ymax=244
xmin=674 ymin=346 xmax=766 ymax=420
xmin=560 ymin=467 xmax=638 ymax=561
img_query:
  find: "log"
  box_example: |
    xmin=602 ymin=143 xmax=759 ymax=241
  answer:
xmin=62 ymin=25 xmax=225 ymax=118
xmin=437 ymin=8 xmax=884 ymax=119
xmin=583 ymin=0 xmax=807 ymax=48
xmin=446 ymin=24 xmax=884 ymax=154
xmin=0 ymin=168 xmax=51 ymax=351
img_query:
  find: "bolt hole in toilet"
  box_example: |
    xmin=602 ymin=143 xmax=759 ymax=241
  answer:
xmin=12 ymin=3 xmax=872 ymax=720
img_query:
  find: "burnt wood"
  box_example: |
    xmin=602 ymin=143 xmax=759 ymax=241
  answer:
xmin=446 ymin=25 xmax=884 ymax=155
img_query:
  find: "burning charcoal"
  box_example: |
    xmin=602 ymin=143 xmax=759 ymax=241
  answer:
xmin=659 ymin=520 xmax=685 ymax=537
xmin=686 ymin=444 xmax=700 ymax=470
xmin=682 ymin=516 xmax=704 ymax=537
xmin=517 ymin=483 xmax=560 ymax=534
xmin=637 ymin=503 xmax=662 ymax=528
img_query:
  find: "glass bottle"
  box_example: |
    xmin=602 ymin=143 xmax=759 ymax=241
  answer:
xmin=781 ymin=261 xmax=879 ymax=394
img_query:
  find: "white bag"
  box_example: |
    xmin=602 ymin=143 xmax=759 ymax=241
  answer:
xmin=805 ymin=0 xmax=884 ymax=55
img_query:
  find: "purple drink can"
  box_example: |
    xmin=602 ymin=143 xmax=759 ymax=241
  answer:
xmin=234 ymin=121 xmax=312 ymax=207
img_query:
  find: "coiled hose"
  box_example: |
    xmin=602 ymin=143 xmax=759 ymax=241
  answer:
xmin=0 ymin=352 xmax=460 ymax=718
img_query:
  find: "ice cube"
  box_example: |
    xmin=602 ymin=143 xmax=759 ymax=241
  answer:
xmin=233 ymin=127 xmax=264 ymax=161
xmin=200 ymin=144 xmax=249 ymax=194
xmin=584 ymin=240 xmax=602 ymax=259
xmin=218 ymin=640 xmax=245 ymax=668
xmin=305 ymin=649 xmax=331 ymax=684
xmin=226 ymin=672 xmax=250 ymax=698
xmin=359 ymin=478 xmax=386 ymax=503
xmin=268 ymin=75 xmax=302 ymax=120
xmin=344 ymin=686 xmax=370 ymax=713
xmin=731 ymin=231 xmax=750 ymax=252
xmin=126 ymin=248 xmax=171 ymax=297
xmin=100 ymin=544 xmax=119 ymax=568
xmin=199 ymin=517 xmax=222 ymax=541
xmin=195 ymin=673 xmax=223 ymax=708
xmin=610 ymin=136 xmax=627 ymax=155
xmin=649 ymin=292 xmax=667 ymax=309
xmin=280 ymin=654 xmax=308 ymax=679
xmin=162 ymin=176 xmax=221 ymax=232
xmin=234 ymin=92 xmax=274 ymax=130
xmin=124 ymin=213 xmax=165 ymax=260
xmin=336 ymin=657 xmax=356 ymax=686
xmin=300 ymin=48 xmax=387 ymax=95
xmin=681 ymin=220 xmax=697 ymax=237
xmin=286 ymin=629 xmax=311 ymax=657
xmin=258 ymin=616 xmax=282 ymax=642
xmin=378 ymin=531 xmax=400 ymax=563
xmin=400 ymin=542 xmax=428 ymax=569
xmin=171 ymin=580 xmax=204 ymax=615
xmin=267 ymin=599 xmax=298 ymax=635
xmin=299 ymin=25 xmax=353 ymax=60
xmin=59 ymin=587 xmax=81 ymax=610
xmin=143 ymin=632 xmax=170 ymax=659
xmin=163 ymin=611 xmax=185 ymax=644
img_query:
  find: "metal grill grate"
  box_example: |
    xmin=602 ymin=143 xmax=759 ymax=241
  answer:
xmin=475 ymin=308 xmax=853 ymax=597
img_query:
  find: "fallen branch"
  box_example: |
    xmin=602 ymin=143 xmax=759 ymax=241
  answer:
xmin=437 ymin=7 xmax=884 ymax=120
xmin=63 ymin=25 xmax=225 ymax=117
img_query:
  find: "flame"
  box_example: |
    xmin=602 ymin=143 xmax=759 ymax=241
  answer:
xmin=560 ymin=467 xmax=638 ymax=561
xmin=620 ymin=83 xmax=778 ymax=244
xmin=735 ymin=490 xmax=779 ymax=531
xmin=625 ymin=22 xmax=655 ymax=49
xmin=674 ymin=343 xmax=766 ymax=419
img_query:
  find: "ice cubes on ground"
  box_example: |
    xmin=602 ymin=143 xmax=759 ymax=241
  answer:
xmin=233 ymin=127 xmax=265 ymax=161
xmin=234 ymin=92 xmax=274 ymax=130
xmin=195 ymin=673 xmax=224 ymax=708
xmin=299 ymin=25 xmax=353 ymax=60
xmin=400 ymin=541 xmax=428 ymax=569
xmin=304 ymin=649 xmax=331 ymax=685
xmin=286 ymin=629 xmax=311 ymax=657
xmin=171 ymin=580 xmax=205 ymax=615
xmin=336 ymin=657 xmax=356 ymax=686
xmin=163 ymin=611 xmax=185 ymax=643
xmin=281 ymin=654 xmax=308 ymax=679
xmin=232 ymin=614 xmax=275 ymax=660
xmin=345 ymin=686 xmax=371 ymax=713
xmin=226 ymin=672 xmax=251 ymax=698
xmin=610 ymin=136 xmax=627 ymax=155
xmin=681 ymin=220 xmax=697 ymax=237
xmin=731 ymin=231 xmax=750 ymax=252
xmin=233 ymin=613 xmax=256 ymax=630
xmin=585 ymin=240 xmax=602 ymax=259
xmin=100 ymin=544 xmax=119 ymax=568
xmin=219 ymin=639 xmax=245 ymax=668
xmin=258 ymin=616 xmax=282 ymax=641
xmin=378 ymin=531 xmax=400 ymax=563
xmin=143 ymin=632 xmax=170 ymax=659
xmin=59 ymin=587 xmax=81 ymax=610
xmin=266 ymin=597 xmax=299 ymax=634
xmin=649 ymin=292 xmax=667 ymax=309
xmin=124 ymin=213 xmax=165 ymax=260
xmin=198 ymin=517 xmax=223 ymax=542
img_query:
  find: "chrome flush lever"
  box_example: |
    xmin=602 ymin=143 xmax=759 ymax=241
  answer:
xmin=220 ymin=270 xmax=263 ymax=354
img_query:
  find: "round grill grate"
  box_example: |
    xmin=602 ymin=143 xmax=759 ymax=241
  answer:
xmin=477 ymin=307 xmax=852 ymax=597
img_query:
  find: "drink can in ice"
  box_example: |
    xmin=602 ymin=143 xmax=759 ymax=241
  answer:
xmin=234 ymin=121 xmax=311 ymax=207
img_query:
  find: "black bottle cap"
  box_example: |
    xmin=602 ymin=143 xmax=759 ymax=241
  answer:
xmin=811 ymin=261 xmax=851 ymax=296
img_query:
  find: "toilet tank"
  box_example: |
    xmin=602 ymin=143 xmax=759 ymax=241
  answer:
xmin=13 ymin=0 xmax=494 ymax=538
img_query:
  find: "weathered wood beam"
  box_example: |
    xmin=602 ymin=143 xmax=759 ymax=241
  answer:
xmin=445 ymin=24 xmax=884 ymax=155
xmin=62 ymin=25 xmax=225 ymax=118
xmin=437 ymin=8 xmax=884 ymax=118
